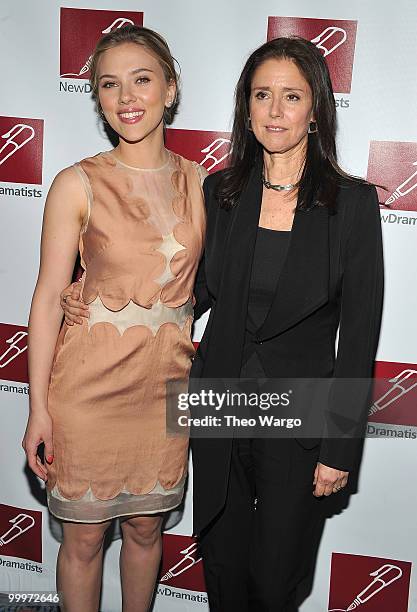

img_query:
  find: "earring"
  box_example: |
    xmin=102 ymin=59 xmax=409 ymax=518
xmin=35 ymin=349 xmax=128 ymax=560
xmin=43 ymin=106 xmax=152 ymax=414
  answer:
xmin=247 ymin=116 xmax=253 ymax=131
xmin=308 ymin=121 xmax=318 ymax=134
xmin=166 ymin=90 xmax=178 ymax=109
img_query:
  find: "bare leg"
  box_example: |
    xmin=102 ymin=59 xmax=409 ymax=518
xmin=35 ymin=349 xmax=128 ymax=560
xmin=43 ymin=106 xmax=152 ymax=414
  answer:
xmin=57 ymin=520 xmax=111 ymax=612
xmin=119 ymin=515 xmax=163 ymax=612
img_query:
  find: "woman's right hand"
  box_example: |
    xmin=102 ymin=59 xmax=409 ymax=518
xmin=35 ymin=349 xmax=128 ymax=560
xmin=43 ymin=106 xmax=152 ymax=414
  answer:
xmin=22 ymin=411 xmax=54 ymax=482
xmin=60 ymin=281 xmax=89 ymax=325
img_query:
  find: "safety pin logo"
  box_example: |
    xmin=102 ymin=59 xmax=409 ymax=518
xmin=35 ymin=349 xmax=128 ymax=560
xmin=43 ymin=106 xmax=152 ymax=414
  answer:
xmin=329 ymin=563 xmax=403 ymax=611
xmin=200 ymin=138 xmax=232 ymax=172
xmin=0 ymin=513 xmax=35 ymax=546
xmin=102 ymin=17 xmax=134 ymax=33
xmin=60 ymin=55 xmax=93 ymax=79
xmin=159 ymin=541 xmax=202 ymax=581
xmin=311 ymin=26 xmax=347 ymax=57
xmin=0 ymin=124 xmax=35 ymax=167
xmin=60 ymin=17 xmax=135 ymax=78
xmin=385 ymin=161 xmax=417 ymax=205
xmin=369 ymin=369 xmax=417 ymax=416
xmin=0 ymin=331 xmax=28 ymax=369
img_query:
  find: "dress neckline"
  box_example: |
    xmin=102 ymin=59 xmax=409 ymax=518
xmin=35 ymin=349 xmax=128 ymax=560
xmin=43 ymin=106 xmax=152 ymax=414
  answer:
xmin=105 ymin=150 xmax=172 ymax=172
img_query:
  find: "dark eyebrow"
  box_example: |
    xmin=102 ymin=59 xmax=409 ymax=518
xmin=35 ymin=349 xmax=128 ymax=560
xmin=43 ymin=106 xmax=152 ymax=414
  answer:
xmin=99 ymin=68 xmax=154 ymax=81
xmin=252 ymin=86 xmax=305 ymax=92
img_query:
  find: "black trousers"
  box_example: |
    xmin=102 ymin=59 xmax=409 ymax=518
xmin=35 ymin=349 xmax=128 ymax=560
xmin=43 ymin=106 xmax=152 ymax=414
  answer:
xmin=198 ymin=352 xmax=326 ymax=612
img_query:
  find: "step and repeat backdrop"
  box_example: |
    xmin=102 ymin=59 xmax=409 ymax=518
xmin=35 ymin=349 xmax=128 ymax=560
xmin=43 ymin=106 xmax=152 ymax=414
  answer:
xmin=1 ymin=1 xmax=417 ymax=610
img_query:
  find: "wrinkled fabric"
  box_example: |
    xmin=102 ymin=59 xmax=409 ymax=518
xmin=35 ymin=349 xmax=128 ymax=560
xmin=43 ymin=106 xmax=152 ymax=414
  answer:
xmin=46 ymin=151 xmax=206 ymax=519
xmin=80 ymin=152 xmax=204 ymax=310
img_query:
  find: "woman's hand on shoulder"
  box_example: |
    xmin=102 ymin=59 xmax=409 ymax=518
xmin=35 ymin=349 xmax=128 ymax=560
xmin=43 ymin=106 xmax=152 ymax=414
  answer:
xmin=313 ymin=462 xmax=349 ymax=497
xmin=61 ymin=281 xmax=89 ymax=325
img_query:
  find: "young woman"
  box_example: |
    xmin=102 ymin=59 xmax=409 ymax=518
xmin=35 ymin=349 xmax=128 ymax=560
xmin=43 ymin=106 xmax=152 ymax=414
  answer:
xmin=22 ymin=25 xmax=206 ymax=612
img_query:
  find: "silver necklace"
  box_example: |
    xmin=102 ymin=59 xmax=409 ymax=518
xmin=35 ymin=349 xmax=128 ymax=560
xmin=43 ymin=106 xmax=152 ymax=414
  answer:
xmin=262 ymin=173 xmax=296 ymax=191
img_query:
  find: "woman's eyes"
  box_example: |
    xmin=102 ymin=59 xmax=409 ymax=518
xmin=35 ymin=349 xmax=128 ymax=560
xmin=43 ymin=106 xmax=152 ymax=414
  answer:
xmin=101 ymin=77 xmax=150 ymax=89
xmin=254 ymin=91 xmax=300 ymax=101
xmin=255 ymin=91 xmax=269 ymax=100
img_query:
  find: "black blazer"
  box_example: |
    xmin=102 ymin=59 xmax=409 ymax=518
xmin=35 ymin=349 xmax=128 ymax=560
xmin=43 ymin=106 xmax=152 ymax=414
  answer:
xmin=190 ymin=158 xmax=384 ymax=535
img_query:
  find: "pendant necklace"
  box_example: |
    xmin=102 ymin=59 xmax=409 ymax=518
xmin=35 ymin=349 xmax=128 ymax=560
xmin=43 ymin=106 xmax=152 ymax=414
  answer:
xmin=261 ymin=174 xmax=296 ymax=192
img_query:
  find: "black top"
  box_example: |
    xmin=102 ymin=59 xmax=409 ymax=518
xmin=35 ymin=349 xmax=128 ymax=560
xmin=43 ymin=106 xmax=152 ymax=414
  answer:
xmin=243 ymin=227 xmax=290 ymax=364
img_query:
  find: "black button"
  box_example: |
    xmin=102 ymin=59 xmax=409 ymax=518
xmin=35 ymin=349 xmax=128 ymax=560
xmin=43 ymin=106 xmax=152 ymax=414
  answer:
xmin=257 ymin=339 xmax=263 ymax=345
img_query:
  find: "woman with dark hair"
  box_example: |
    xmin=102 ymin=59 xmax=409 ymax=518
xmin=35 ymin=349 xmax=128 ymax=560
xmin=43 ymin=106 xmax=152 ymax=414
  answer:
xmin=61 ymin=36 xmax=383 ymax=611
xmin=190 ymin=36 xmax=383 ymax=610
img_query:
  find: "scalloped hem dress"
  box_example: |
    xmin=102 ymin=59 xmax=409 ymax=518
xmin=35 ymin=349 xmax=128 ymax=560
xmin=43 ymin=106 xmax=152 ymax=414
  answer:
xmin=45 ymin=151 xmax=206 ymax=523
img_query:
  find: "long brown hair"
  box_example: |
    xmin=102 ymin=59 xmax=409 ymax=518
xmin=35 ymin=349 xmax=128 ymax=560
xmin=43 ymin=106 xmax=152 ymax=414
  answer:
xmin=89 ymin=24 xmax=179 ymax=125
xmin=218 ymin=37 xmax=367 ymax=210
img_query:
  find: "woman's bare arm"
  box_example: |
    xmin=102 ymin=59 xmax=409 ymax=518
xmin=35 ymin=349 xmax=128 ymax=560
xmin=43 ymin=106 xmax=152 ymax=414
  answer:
xmin=22 ymin=167 xmax=87 ymax=479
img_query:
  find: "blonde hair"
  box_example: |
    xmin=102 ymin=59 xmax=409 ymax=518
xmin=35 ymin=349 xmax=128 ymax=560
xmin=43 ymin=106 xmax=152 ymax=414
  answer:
xmin=90 ymin=25 xmax=179 ymax=125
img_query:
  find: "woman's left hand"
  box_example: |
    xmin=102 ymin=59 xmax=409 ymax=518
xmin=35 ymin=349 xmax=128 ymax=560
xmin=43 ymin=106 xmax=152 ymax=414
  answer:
xmin=313 ymin=463 xmax=349 ymax=497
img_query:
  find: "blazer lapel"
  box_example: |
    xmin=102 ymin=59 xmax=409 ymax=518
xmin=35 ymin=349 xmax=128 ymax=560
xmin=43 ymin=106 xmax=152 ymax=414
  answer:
xmin=257 ymin=203 xmax=329 ymax=341
xmin=202 ymin=157 xmax=330 ymax=377
xmin=202 ymin=157 xmax=263 ymax=378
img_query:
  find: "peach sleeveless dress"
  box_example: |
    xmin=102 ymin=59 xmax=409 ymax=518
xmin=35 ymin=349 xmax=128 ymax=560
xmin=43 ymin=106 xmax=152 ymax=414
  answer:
xmin=46 ymin=151 xmax=206 ymax=523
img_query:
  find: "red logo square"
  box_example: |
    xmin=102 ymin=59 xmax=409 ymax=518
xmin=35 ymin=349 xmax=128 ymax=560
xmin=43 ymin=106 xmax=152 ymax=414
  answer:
xmin=328 ymin=553 xmax=411 ymax=611
xmin=158 ymin=534 xmax=206 ymax=592
xmin=367 ymin=141 xmax=417 ymax=211
xmin=369 ymin=361 xmax=417 ymax=428
xmin=0 ymin=323 xmax=28 ymax=384
xmin=165 ymin=128 xmax=231 ymax=173
xmin=0 ymin=504 xmax=42 ymax=563
xmin=60 ymin=8 xmax=144 ymax=79
xmin=267 ymin=17 xmax=358 ymax=94
xmin=0 ymin=117 xmax=43 ymax=185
